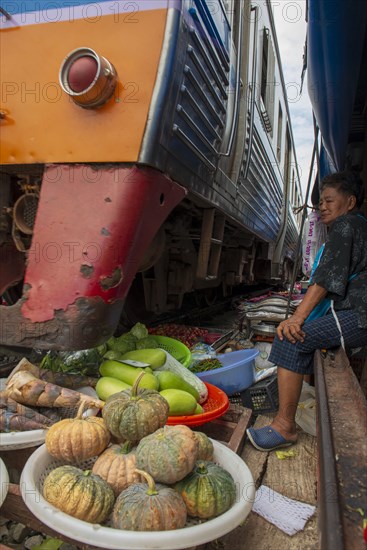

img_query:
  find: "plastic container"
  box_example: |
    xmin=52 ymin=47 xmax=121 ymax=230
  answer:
xmin=242 ymin=374 xmax=279 ymax=413
xmin=0 ymin=378 xmax=46 ymax=450
xmin=0 ymin=458 xmax=9 ymax=507
xmin=150 ymin=335 xmax=192 ymax=368
xmin=195 ymin=349 xmax=259 ymax=396
xmin=166 ymin=382 xmax=229 ymax=427
xmin=20 ymin=441 xmax=255 ymax=550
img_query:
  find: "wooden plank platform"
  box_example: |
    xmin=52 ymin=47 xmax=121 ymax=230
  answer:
xmin=198 ymin=414 xmax=319 ymax=550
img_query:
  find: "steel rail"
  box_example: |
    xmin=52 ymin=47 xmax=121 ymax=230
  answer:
xmin=314 ymin=350 xmax=344 ymax=550
xmin=314 ymin=348 xmax=367 ymax=550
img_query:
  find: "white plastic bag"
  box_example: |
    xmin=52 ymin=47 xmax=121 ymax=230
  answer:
xmin=295 ymin=382 xmax=316 ymax=436
xmin=252 ymin=342 xmax=277 ymax=382
xmin=302 ymin=211 xmax=327 ymax=277
xmin=253 ymin=342 xmax=275 ymax=370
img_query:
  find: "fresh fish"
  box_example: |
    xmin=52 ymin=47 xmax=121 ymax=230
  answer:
xmin=245 ymin=311 xmax=287 ymax=322
xmin=246 ymin=305 xmax=294 ymax=314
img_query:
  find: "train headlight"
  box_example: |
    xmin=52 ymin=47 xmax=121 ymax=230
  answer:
xmin=59 ymin=47 xmax=118 ymax=109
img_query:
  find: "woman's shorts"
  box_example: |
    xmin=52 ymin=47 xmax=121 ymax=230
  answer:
xmin=268 ymin=310 xmax=367 ymax=375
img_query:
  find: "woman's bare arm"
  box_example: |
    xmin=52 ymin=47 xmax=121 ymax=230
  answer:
xmin=277 ymin=284 xmax=328 ymax=343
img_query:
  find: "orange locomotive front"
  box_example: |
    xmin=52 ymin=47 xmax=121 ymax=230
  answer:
xmin=0 ymin=1 xmax=186 ymax=349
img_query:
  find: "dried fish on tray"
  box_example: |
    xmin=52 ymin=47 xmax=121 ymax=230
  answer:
xmin=237 ymin=292 xmax=300 ymax=330
xmin=237 ymin=293 xmax=298 ymax=311
xmin=251 ymin=323 xmax=278 ymax=336
xmin=244 ymin=303 xmax=296 ymax=313
xmin=239 ymin=301 xmax=295 ymax=312
xmin=244 ymin=311 xmax=288 ymax=323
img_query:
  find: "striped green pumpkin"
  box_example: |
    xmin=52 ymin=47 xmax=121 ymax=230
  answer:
xmin=102 ymin=374 xmax=169 ymax=441
xmin=136 ymin=425 xmax=198 ymax=484
xmin=43 ymin=465 xmax=115 ymax=523
xmin=112 ymin=469 xmax=187 ymax=531
xmin=174 ymin=461 xmax=236 ymax=519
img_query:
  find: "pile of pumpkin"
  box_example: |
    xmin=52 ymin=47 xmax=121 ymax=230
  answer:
xmin=42 ymin=372 xmax=236 ymax=532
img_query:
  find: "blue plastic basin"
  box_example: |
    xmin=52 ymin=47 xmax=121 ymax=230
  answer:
xmin=196 ymin=349 xmax=259 ymax=396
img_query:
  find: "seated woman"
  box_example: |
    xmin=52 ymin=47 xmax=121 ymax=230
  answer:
xmin=247 ymin=171 xmax=367 ymax=451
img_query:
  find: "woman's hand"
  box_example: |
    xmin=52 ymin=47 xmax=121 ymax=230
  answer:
xmin=277 ymin=315 xmax=305 ymax=343
xmin=276 ymin=284 xmax=327 ymax=344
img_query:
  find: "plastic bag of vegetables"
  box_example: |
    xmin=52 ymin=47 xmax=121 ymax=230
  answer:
xmin=40 ymin=346 xmax=105 ymax=376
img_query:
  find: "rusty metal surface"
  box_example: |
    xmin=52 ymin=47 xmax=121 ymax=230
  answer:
xmin=20 ymin=164 xmax=186 ymax=323
xmin=0 ymin=164 xmax=186 ymax=348
xmin=315 ymin=348 xmax=367 ymax=550
xmin=0 ymin=296 xmax=123 ymax=350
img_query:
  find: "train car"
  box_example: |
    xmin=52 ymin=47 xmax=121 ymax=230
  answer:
xmin=0 ymin=0 xmax=303 ymax=349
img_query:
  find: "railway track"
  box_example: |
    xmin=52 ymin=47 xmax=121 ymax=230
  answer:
xmin=315 ymin=348 xmax=367 ymax=549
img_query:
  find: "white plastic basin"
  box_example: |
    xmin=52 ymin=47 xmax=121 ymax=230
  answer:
xmin=20 ymin=440 xmax=255 ymax=549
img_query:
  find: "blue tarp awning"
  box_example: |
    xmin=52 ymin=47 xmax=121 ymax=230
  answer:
xmin=307 ymin=0 xmax=367 ymax=172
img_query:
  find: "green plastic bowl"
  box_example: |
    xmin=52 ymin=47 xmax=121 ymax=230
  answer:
xmin=150 ymin=335 xmax=191 ymax=368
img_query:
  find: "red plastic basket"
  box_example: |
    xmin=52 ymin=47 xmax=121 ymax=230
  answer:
xmin=166 ymin=382 xmax=229 ymax=427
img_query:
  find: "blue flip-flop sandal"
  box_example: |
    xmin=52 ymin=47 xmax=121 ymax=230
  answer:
xmin=246 ymin=426 xmax=296 ymax=452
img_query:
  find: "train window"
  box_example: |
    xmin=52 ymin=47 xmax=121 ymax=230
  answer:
xmin=260 ymin=28 xmax=275 ymax=135
xmin=277 ymin=103 xmax=283 ymax=162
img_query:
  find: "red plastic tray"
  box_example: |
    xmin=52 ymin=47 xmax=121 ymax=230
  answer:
xmin=166 ymin=382 xmax=229 ymax=427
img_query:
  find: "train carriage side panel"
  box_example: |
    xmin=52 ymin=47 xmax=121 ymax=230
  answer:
xmin=140 ymin=0 xmax=231 ymax=187
xmin=139 ymin=0 xmax=284 ymax=244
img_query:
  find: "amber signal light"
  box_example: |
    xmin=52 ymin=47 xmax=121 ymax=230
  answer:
xmin=59 ymin=47 xmax=118 ymax=108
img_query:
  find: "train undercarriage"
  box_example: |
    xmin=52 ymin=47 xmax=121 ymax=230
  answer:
xmin=1 ymin=165 xmax=284 ymax=332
